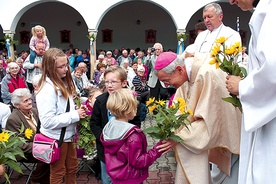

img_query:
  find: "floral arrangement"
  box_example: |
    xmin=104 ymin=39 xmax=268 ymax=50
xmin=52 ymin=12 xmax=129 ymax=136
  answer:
xmin=0 ymin=125 xmax=33 ymax=183
xmin=74 ymin=97 xmax=96 ymax=157
xmin=0 ymin=35 xmax=19 ymax=46
xmin=209 ymin=36 xmax=247 ymax=112
xmin=87 ymin=33 xmax=96 ymax=42
xmin=143 ymin=97 xmax=193 ymax=142
xmin=177 ymin=33 xmax=188 ymax=45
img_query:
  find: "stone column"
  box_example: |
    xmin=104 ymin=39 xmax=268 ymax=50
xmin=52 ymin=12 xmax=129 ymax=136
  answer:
xmin=88 ymin=29 xmax=98 ymax=80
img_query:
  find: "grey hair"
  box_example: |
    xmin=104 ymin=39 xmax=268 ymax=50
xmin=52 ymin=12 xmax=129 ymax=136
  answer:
xmin=6 ymin=62 xmax=19 ymax=73
xmin=161 ymin=55 xmax=185 ymax=74
xmin=153 ymin=43 xmax=163 ymax=51
xmin=11 ymin=88 xmax=31 ymax=106
xmin=32 ymin=74 xmax=42 ymax=86
xmin=203 ymin=3 xmax=223 ymax=15
xmin=8 ymin=62 xmax=19 ymax=69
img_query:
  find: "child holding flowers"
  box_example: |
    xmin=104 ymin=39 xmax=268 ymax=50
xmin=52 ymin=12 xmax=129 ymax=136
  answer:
xmin=100 ymin=88 xmax=163 ymax=184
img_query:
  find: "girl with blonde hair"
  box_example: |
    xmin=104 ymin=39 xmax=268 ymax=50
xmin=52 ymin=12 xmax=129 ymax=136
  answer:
xmin=101 ymin=88 xmax=163 ymax=184
xmin=29 ymin=25 xmax=50 ymax=63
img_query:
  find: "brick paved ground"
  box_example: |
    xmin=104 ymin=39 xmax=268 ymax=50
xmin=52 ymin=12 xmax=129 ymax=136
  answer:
xmin=0 ymin=115 xmax=177 ymax=184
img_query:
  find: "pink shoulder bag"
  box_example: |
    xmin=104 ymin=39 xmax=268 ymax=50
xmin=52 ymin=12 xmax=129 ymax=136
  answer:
xmin=32 ymin=99 xmax=69 ymax=164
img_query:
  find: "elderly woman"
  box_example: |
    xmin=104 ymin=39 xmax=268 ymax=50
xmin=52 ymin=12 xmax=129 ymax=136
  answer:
xmin=132 ymin=66 xmax=150 ymax=104
xmin=5 ymin=88 xmax=49 ymax=184
xmin=1 ymin=62 xmax=27 ymax=104
xmin=103 ymin=51 xmax=116 ymax=65
xmin=72 ymin=66 xmax=88 ymax=97
xmin=93 ymin=63 xmax=106 ymax=86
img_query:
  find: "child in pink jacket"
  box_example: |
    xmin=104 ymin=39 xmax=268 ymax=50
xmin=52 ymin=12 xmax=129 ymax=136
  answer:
xmin=101 ymin=88 xmax=163 ymax=184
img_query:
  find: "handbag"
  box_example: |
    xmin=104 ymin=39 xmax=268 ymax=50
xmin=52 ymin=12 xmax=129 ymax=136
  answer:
xmin=32 ymin=99 xmax=70 ymax=164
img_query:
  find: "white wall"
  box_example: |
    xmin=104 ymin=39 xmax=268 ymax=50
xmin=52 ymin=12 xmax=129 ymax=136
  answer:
xmin=0 ymin=0 xmax=252 ymax=53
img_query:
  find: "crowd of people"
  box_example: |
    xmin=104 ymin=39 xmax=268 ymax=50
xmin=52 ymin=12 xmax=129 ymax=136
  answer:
xmin=1 ymin=1 xmax=274 ymax=184
xmin=0 ymin=25 xmax=174 ymax=183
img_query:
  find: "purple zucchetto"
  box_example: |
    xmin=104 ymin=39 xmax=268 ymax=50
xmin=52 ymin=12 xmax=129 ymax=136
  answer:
xmin=154 ymin=52 xmax=177 ymax=70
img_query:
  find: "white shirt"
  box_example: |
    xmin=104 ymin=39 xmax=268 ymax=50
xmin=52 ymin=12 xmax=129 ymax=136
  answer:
xmin=23 ymin=55 xmax=43 ymax=83
xmin=81 ymin=73 xmax=93 ymax=88
xmin=193 ymin=24 xmax=241 ymax=54
xmin=238 ymin=0 xmax=276 ymax=183
xmin=0 ymin=102 xmax=11 ymax=129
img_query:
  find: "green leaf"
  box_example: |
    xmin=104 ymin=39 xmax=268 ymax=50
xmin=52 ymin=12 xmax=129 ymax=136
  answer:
xmin=6 ymin=160 xmax=23 ymax=174
xmin=232 ymin=64 xmax=241 ymax=76
xmin=240 ymin=66 xmax=247 ymax=78
xmin=177 ymin=33 xmax=187 ymax=41
xmin=143 ymin=127 xmax=159 ymax=134
xmin=19 ymin=124 xmax=25 ymax=134
xmin=4 ymin=173 xmax=10 ymax=184
xmin=222 ymin=96 xmax=242 ymax=112
xmin=12 ymin=147 xmax=25 ymax=158
xmin=169 ymin=135 xmax=184 ymax=142
xmin=3 ymin=152 xmax=17 ymax=161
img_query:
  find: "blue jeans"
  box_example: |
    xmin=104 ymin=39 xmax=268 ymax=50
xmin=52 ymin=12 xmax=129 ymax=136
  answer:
xmin=100 ymin=161 xmax=112 ymax=184
xmin=30 ymin=50 xmax=36 ymax=64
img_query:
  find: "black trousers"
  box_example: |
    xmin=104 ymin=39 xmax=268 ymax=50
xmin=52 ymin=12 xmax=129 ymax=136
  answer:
xmin=149 ymin=80 xmax=168 ymax=101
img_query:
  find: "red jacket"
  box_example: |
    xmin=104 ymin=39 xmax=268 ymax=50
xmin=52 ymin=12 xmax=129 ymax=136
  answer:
xmin=100 ymin=126 xmax=162 ymax=184
xmin=7 ymin=74 xmax=26 ymax=93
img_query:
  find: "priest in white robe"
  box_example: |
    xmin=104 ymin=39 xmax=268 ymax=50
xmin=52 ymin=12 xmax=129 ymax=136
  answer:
xmin=227 ymin=0 xmax=276 ymax=183
xmin=187 ymin=3 xmax=241 ymax=56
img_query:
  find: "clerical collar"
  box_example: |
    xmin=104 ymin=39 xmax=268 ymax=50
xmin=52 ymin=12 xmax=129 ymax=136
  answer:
xmin=253 ymin=0 xmax=260 ymax=7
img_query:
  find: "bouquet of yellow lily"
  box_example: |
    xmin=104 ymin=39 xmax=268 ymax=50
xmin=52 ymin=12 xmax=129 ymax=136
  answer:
xmin=0 ymin=124 xmax=33 ymax=183
xmin=209 ymin=36 xmax=247 ymax=112
xmin=143 ymin=97 xmax=192 ymax=142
